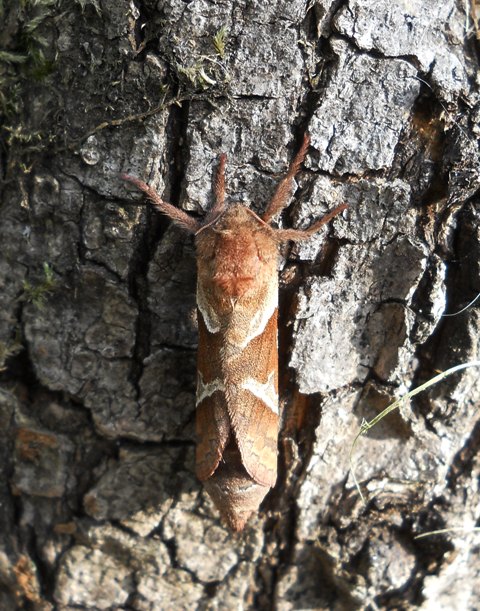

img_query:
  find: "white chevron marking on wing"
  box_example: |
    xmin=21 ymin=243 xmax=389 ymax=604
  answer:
xmin=242 ymin=371 xmax=278 ymax=414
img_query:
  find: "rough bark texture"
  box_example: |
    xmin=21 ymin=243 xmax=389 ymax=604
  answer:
xmin=0 ymin=1 xmax=479 ymax=609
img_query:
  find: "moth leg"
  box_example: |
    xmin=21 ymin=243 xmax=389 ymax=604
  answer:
xmin=262 ymin=133 xmax=310 ymax=223
xmin=204 ymin=153 xmax=227 ymax=224
xmin=121 ymin=174 xmax=200 ymax=234
xmin=275 ymin=203 xmax=348 ymax=242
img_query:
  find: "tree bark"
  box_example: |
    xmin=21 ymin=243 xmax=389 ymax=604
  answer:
xmin=0 ymin=1 xmax=479 ymax=609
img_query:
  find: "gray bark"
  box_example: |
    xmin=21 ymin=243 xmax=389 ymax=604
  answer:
xmin=0 ymin=0 xmax=479 ymax=609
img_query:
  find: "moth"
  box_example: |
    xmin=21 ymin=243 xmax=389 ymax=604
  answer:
xmin=122 ymin=134 xmax=346 ymax=531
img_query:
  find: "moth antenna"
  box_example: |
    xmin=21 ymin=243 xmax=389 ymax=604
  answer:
xmin=121 ymin=173 xmax=201 ymax=234
xmin=275 ymin=203 xmax=348 ymax=242
xmin=262 ymin=133 xmax=310 ymax=223
xmin=203 ymin=153 xmax=227 ymax=225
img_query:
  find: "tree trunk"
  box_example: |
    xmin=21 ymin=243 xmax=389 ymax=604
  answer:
xmin=1 ymin=1 xmax=479 ymax=609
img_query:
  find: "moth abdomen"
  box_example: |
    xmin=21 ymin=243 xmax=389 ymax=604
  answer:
xmin=202 ymin=442 xmax=271 ymax=532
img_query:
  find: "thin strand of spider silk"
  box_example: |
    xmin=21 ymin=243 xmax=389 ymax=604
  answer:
xmin=415 ymin=527 xmax=480 ymax=540
xmin=442 ymin=291 xmax=480 ymax=317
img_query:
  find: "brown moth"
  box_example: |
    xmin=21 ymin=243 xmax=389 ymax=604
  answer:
xmin=122 ymin=134 xmax=346 ymax=531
